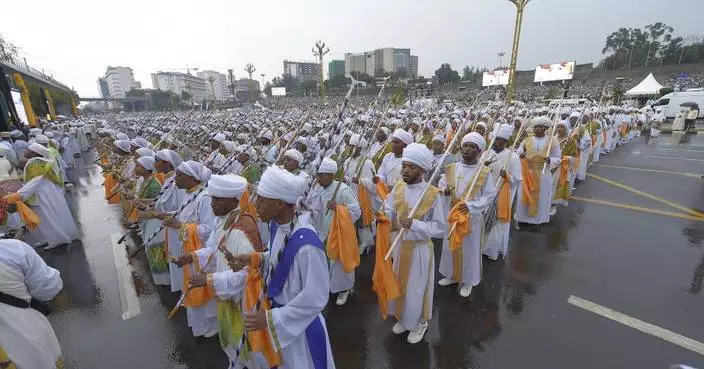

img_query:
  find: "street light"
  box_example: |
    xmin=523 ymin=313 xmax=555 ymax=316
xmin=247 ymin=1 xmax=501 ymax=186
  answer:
xmin=245 ymin=63 xmax=256 ymax=103
xmin=260 ymin=73 xmax=266 ymax=96
xmin=506 ymin=0 xmax=530 ymax=103
xmin=497 ymin=52 xmax=506 ymax=68
xmin=312 ymin=40 xmax=330 ymax=104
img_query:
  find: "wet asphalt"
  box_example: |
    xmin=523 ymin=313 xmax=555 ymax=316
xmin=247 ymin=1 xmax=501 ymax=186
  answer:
xmin=39 ymin=133 xmax=704 ymax=369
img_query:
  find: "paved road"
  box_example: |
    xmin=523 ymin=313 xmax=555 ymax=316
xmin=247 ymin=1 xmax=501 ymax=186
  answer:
xmin=40 ymin=133 xmax=704 ymax=369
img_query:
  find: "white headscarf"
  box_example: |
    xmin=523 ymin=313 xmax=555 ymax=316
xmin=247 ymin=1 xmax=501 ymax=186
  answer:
xmin=462 ymin=132 xmax=486 ymax=151
xmin=114 ymin=140 xmax=132 ymax=153
xmin=391 ymin=128 xmax=413 ymax=145
xmin=257 ymin=165 xmax=305 ymax=205
xmin=495 ymin=124 xmax=514 ymax=140
xmin=130 ymin=137 xmax=150 ymax=148
xmin=284 ymin=149 xmax=304 ymax=167
xmin=531 ymin=116 xmax=552 ymax=127
xmin=27 ymin=143 xmax=50 ymax=157
xmin=136 ymin=147 xmax=155 ymax=157
xmin=155 ymin=149 xmax=183 ymax=169
xmin=177 ymin=160 xmax=211 ymax=182
xmin=402 ymin=143 xmax=433 ymax=171
xmin=318 ymin=158 xmax=338 ymax=174
xmin=35 ymin=135 xmax=49 ymax=144
xmin=207 ymin=174 xmax=247 ymax=199
xmin=137 ymin=156 xmax=155 ymax=171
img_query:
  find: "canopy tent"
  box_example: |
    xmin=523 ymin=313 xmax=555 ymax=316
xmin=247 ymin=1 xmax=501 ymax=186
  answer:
xmin=625 ymin=73 xmax=664 ymax=96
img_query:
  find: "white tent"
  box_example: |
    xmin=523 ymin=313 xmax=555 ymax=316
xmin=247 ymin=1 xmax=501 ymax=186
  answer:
xmin=625 ymin=73 xmax=664 ymax=96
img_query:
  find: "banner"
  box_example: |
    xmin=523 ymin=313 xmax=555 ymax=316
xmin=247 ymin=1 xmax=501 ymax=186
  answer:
xmin=482 ymin=69 xmax=509 ymax=87
xmin=534 ymin=62 xmax=575 ymax=82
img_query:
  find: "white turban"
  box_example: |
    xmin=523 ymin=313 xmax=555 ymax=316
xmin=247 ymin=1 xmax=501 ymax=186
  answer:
xmin=402 ymin=143 xmax=433 ymax=171
xmin=257 ymin=165 xmax=305 ymax=205
xmin=155 ymin=149 xmax=183 ymax=169
xmin=29 ymin=128 xmax=42 ymax=137
xmin=531 ymin=116 xmax=552 ymax=127
xmin=432 ymin=134 xmax=445 ymax=143
xmin=177 ymin=160 xmax=211 ymax=182
xmin=391 ymin=128 xmax=413 ymax=145
xmin=297 ymin=136 xmax=309 ymax=148
xmin=131 ymin=137 xmax=150 ymax=148
xmin=261 ymin=130 xmax=273 ymax=140
xmin=211 ymin=133 xmax=226 ymax=143
xmin=137 ymin=156 xmax=155 ymax=171
xmin=282 ymin=132 xmax=294 ymax=142
xmin=302 ymin=123 xmax=313 ymax=132
xmin=44 ymin=132 xmax=55 ymax=138
xmin=27 ymin=143 xmax=49 ymax=157
xmin=10 ymin=130 xmax=23 ymax=138
xmin=136 ymin=147 xmax=155 ymax=157
xmin=556 ymin=121 xmax=570 ymax=131
xmin=320 ymin=133 xmax=330 ymax=141
xmin=237 ymin=145 xmax=255 ymax=158
xmin=349 ymin=134 xmax=361 ymax=146
xmin=318 ymin=157 xmax=338 ymax=174
xmin=569 ymin=112 xmax=581 ymax=119
xmin=475 ymin=122 xmax=487 ymax=130
xmin=236 ymin=133 xmax=248 ymax=141
xmin=207 ymin=174 xmax=247 ymax=199
xmin=221 ymin=141 xmax=236 ymax=153
xmin=495 ymin=124 xmax=514 ymax=140
xmin=380 ymin=127 xmax=391 ymax=136
xmin=462 ymin=132 xmax=486 ymax=151
xmin=284 ymin=149 xmax=304 ymax=167
xmin=35 ymin=135 xmax=49 ymax=144
xmin=114 ymin=140 xmax=131 ymax=153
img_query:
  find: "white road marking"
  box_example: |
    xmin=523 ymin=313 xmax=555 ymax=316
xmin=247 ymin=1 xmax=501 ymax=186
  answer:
xmin=111 ymin=233 xmax=141 ymax=320
xmin=645 ymin=155 xmax=704 ymax=162
xmin=567 ymin=295 xmax=704 ymax=356
xmin=657 ymin=148 xmax=704 ymax=153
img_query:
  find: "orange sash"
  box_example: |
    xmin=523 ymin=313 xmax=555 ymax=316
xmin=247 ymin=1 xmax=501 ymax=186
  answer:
xmin=327 ymin=204 xmax=360 ymax=273
xmin=447 ymin=203 xmax=470 ymax=252
xmin=154 ymin=172 xmax=166 ymax=185
xmin=4 ymin=193 xmax=40 ymax=231
xmin=104 ymin=173 xmax=120 ymax=204
xmin=243 ymin=253 xmax=281 ymax=366
xmin=520 ymin=158 xmax=536 ymax=210
xmin=239 ymin=188 xmax=258 ymax=221
xmin=497 ymin=174 xmax=512 ymax=223
xmin=358 ymin=184 xmax=374 ymax=227
xmin=375 ymin=181 xmax=389 ymax=200
xmin=372 ymin=213 xmax=400 ymax=318
xmin=181 ymin=223 xmax=213 ymax=307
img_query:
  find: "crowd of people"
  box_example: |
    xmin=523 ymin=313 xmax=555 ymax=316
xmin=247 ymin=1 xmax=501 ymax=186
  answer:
xmin=0 ymin=94 xmax=658 ymax=368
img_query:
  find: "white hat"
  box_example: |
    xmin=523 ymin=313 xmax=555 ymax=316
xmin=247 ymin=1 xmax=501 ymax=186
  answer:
xmin=284 ymin=149 xmax=304 ymax=167
xmin=349 ymin=134 xmax=361 ymax=146
xmin=207 ymin=174 xmax=247 ymax=199
xmin=136 ymin=147 xmax=155 ymax=157
xmin=155 ymin=149 xmax=183 ymax=169
xmin=380 ymin=127 xmax=391 ymax=136
xmin=137 ymin=156 xmax=155 ymax=171
xmin=391 ymin=128 xmax=413 ymax=145
xmin=114 ymin=140 xmax=131 ymax=153
xmin=211 ymin=133 xmax=226 ymax=143
xmin=261 ymin=130 xmax=273 ymax=140
xmin=27 ymin=142 xmax=49 ymax=157
xmin=318 ymin=157 xmax=338 ymax=174
xmin=35 ymin=135 xmax=49 ymax=144
xmin=432 ymin=134 xmax=445 ymax=143
xmin=495 ymin=124 xmax=514 ymax=140
xmin=462 ymin=132 xmax=486 ymax=151
xmin=221 ymin=141 xmax=236 ymax=153
xmin=177 ymin=160 xmax=212 ymax=182
xmin=130 ymin=137 xmax=150 ymax=148
xmin=257 ymin=165 xmax=305 ymax=205
xmin=402 ymin=143 xmax=433 ymax=171
xmin=475 ymin=122 xmax=487 ymax=130
xmin=531 ymin=116 xmax=552 ymax=127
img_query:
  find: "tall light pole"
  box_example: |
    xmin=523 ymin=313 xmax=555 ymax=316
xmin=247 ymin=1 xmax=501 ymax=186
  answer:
xmin=506 ymin=0 xmax=530 ymax=102
xmin=312 ymin=40 xmax=330 ymax=104
xmin=245 ymin=63 xmax=256 ymax=103
xmin=497 ymin=52 xmax=506 ymax=68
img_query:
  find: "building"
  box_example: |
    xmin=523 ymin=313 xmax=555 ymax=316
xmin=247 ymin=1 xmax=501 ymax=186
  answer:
xmin=100 ymin=66 xmax=139 ymax=99
xmin=345 ymin=48 xmax=418 ymax=78
xmin=328 ymin=60 xmax=345 ymax=79
xmin=234 ymin=78 xmax=260 ymax=102
xmin=151 ymin=71 xmax=207 ymax=102
xmin=196 ymin=70 xmax=228 ymax=101
xmin=283 ymin=60 xmax=320 ymax=82
xmin=97 ymin=78 xmax=110 ymax=98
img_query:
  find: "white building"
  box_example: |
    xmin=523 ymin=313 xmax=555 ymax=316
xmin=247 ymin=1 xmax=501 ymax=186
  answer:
xmin=345 ymin=48 xmax=418 ymax=78
xmin=196 ymin=70 xmax=228 ymax=101
xmin=151 ymin=71 xmax=207 ymax=102
xmin=101 ymin=66 xmax=138 ymax=98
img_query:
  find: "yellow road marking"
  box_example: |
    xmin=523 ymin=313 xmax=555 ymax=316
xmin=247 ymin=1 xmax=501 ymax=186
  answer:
xmin=645 ymin=155 xmax=704 ymax=162
xmin=592 ymin=164 xmax=701 ymax=178
xmin=568 ymin=295 xmax=704 ymax=356
xmin=570 ymin=196 xmax=704 ymax=222
xmin=586 ymin=173 xmax=704 ymax=218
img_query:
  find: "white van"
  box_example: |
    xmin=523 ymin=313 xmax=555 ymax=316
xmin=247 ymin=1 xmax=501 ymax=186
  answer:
xmin=650 ymin=90 xmax=704 ymax=120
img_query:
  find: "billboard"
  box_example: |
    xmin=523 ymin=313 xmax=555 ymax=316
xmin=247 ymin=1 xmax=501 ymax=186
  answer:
xmin=11 ymin=90 xmax=29 ymax=126
xmin=482 ymin=69 xmax=510 ymax=87
xmin=534 ymin=61 xmax=575 ymax=82
xmin=271 ymin=87 xmax=286 ymax=96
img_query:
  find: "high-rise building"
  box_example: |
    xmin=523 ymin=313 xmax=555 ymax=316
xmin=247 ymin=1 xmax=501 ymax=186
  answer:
xmin=97 ymin=78 xmax=110 ymax=98
xmin=196 ymin=70 xmax=228 ymax=101
xmin=344 ymin=48 xmax=418 ymax=78
xmin=234 ymin=78 xmax=261 ymax=101
xmin=328 ymin=60 xmax=345 ymax=79
xmin=151 ymin=71 xmax=207 ymax=102
xmin=282 ymin=60 xmax=320 ymax=82
xmin=100 ymin=66 xmax=138 ymax=98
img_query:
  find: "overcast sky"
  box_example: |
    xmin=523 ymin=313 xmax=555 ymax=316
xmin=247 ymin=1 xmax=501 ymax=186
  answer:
xmin=3 ymin=0 xmax=703 ymax=96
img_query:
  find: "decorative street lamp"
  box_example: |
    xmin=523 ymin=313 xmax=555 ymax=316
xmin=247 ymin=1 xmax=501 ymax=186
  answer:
xmin=506 ymin=0 xmax=530 ymax=103
xmin=245 ymin=63 xmax=256 ymax=103
xmin=312 ymin=40 xmax=330 ymax=104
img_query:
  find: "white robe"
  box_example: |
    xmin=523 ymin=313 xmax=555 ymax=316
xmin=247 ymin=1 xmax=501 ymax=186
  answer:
xmin=377 ymin=152 xmax=403 ymax=188
xmin=306 ymin=181 xmax=361 ymax=293
xmin=384 ymin=181 xmax=446 ymax=330
xmin=0 ymin=239 xmax=63 ymax=369
xmin=211 ymin=214 xmax=336 ymax=369
xmin=484 ymin=149 xmax=522 ymax=260
xmin=438 ymin=162 xmax=496 ymax=286
xmin=154 ymin=175 xmax=187 ymax=291
xmin=576 ymin=130 xmax=591 ymax=181
xmin=19 ymin=175 xmax=78 ymax=247
xmin=344 ymin=155 xmax=377 ymax=250
xmin=514 ymin=136 xmax=561 ymax=225
xmin=206 ymin=150 xmax=227 ymax=172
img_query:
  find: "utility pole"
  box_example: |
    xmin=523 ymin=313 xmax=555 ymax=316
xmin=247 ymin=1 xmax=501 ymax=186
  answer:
xmin=506 ymin=0 xmax=530 ymax=103
xmin=312 ymin=40 xmax=330 ymax=104
xmin=260 ymin=73 xmax=266 ymax=96
xmin=245 ymin=63 xmax=256 ymax=104
xmin=497 ymin=52 xmax=506 ymax=68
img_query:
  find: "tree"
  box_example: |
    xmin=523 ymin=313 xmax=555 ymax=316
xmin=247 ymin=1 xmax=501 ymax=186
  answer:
xmin=263 ymin=82 xmax=273 ymax=97
xmin=644 ymin=22 xmax=674 ymax=66
xmin=301 ymin=80 xmax=317 ymax=96
xmin=659 ymin=87 xmax=674 ymax=97
xmin=395 ymin=67 xmax=408 ymax=79
xmin=181 ymin=90 xmax=191 ymax=102
xmin=328 ymin=74 xmax=349 ymax=89
xmin=462 ymin=66 xmax=472 ymax=81
xmin=226 ymin=69 xmax=236 ymax=101
xmin=434 ymin=63 xmax=460 ymax=84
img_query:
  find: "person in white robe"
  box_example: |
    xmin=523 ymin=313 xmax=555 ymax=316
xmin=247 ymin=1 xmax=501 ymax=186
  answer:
xmin=484 ymin=125 xmax=522 ymax=260
xmin=163 ymin=160 xmax=217 ymax=337
xmin=376 ymin=128 xmax=412 ymax=189
xmin=11 ymin=143 xmax=78 ymax=250
xmin=204 ymin=166 xmax=336 ymax=369
xmin=368 ymin=127 xmax=390 ymax=160
xmin=306 ymin=157 xmax=361 ymax=306
xmin=572 ymin=114 xmax=592 ymax=182
xmin=514 ymin=117 xmax=561 ymax=225
xmin=438 ymin=133 xmax=496 ymax=297
xmin=205 ymin=133 xmax=228 ymax=171
xmin=345 ymin=135 xmax=377 ymax=255
xmin=0 ymin=239 xmax=64 ymax=369
xmin=281 ymin=149 xmax=312 ymax=183
xmin=384 ymin=143 xmax=446 ymax=344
